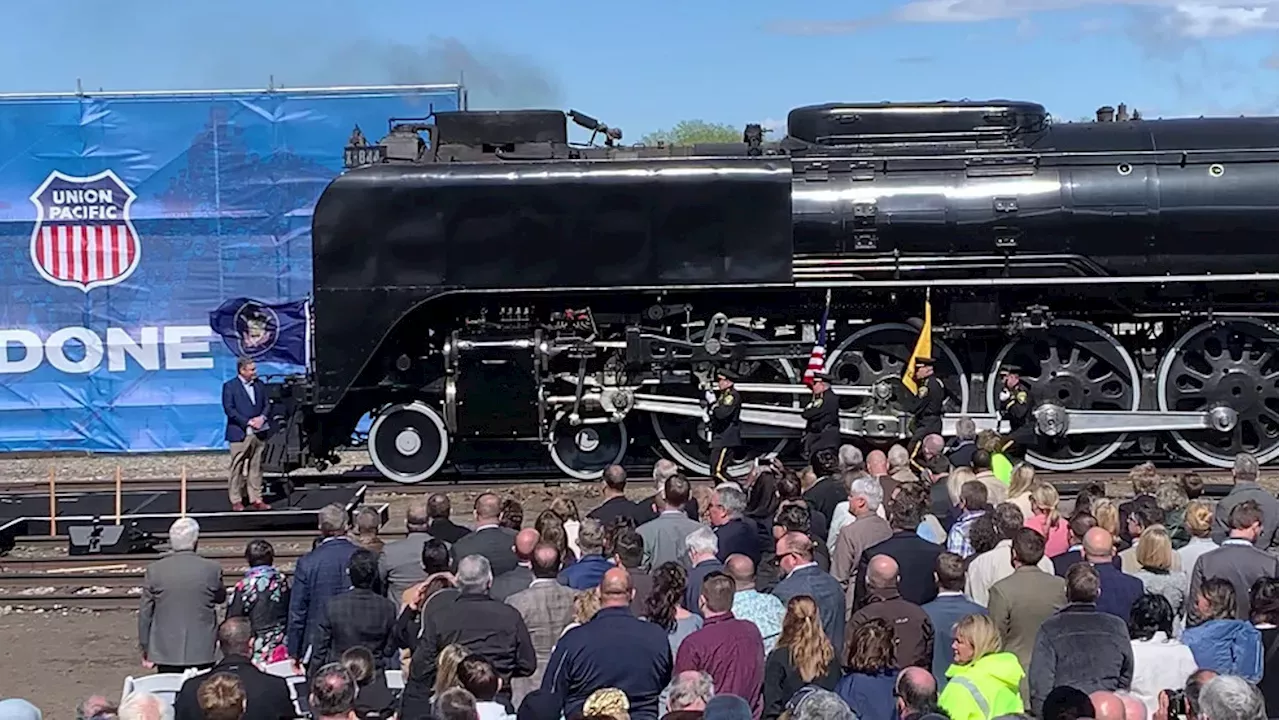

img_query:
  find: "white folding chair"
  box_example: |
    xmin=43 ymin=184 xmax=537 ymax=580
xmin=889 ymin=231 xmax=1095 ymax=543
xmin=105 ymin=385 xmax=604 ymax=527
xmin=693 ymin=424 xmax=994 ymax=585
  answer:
xmin=120 ymin=673 xmax=186 ymax=705
xmin=263 ymin=659 xmax=301 ymax=678
xmin=384 ymin=669 xmax=404 ymax=691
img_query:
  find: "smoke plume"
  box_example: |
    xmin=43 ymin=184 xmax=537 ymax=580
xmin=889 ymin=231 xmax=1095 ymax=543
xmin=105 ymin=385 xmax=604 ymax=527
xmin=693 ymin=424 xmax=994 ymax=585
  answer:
xmin=297 ymin=36 xmax=565 ymax=110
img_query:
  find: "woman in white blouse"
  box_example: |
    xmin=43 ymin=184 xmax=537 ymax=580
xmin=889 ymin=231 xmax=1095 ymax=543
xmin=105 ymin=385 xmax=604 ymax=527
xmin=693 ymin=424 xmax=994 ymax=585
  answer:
xmin=1128 ymin=593 xmax=1199 ymax=717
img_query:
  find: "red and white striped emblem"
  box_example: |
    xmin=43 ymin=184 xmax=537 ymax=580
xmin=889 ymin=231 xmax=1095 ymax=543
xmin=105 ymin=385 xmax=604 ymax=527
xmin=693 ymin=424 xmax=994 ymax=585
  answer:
xmin=29 ymin=170 xmax=141 ymax=292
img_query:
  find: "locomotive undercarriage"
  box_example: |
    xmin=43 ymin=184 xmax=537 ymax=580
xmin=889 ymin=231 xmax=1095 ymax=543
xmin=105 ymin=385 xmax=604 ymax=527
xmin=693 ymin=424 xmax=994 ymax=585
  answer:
xmin=318 ymin=283 xmax=1278 ymax=484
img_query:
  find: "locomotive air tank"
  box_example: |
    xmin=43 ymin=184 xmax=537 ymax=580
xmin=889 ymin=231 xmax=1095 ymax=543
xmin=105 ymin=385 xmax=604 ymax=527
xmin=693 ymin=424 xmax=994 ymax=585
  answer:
xmin=280 ymin=100 xmax=1279 ymax=482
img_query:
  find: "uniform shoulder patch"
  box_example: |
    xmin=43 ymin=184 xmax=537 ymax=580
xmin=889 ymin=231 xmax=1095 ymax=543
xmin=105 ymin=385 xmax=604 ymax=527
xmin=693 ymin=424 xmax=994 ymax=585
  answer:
xmin=1016 ymin=390 xmax=1028 ymax=403
xmin=917 ymin=385 xmax=929 ymax=398
xmin=721 ymin=393 xmax=735 ymax=405
xmin=811 ymin=396 xmax=823 ymax=408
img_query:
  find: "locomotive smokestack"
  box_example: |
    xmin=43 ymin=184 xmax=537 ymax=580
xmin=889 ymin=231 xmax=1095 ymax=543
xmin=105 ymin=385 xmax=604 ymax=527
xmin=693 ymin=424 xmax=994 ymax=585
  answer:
xmin=1117 ymin=103 xmax=1129 ymax=122
xmin=1096 ymin=106 xmax=1116 ymax=123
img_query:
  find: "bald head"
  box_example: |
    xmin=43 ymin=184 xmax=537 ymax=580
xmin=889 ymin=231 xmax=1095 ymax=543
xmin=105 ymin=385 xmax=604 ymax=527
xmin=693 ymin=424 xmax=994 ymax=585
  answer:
xmin=514 ymin=528 xmax=540 ymax=561
xmin=405 ymin=497 xmax=430 ymax=531
xmin=923 ymin=434 xmax=945 ymax=455
xmin=1092 ymin=692 xmax=1125 ymax=720
xmin=867 ymin=449 xmax=889 ymax=475
xmin=599 ymin=567 xmax=633 ymax=606
xmin=867 ymin=554 xmax=900 ymax=590
xmin=475 ymin=493 xmax=501 ymax=522
xmin=1118 ymin=693 xmax=1147 ymax=720
xmin=1083 ymin=527 xmax=1114 ymax=559
xmin=724 ymin=554 xmax=755 ymax=588
xmin=780 ymin=531 xmax=813 ymax=558
xmin=895 ymin=667 xmax=937 ymax=713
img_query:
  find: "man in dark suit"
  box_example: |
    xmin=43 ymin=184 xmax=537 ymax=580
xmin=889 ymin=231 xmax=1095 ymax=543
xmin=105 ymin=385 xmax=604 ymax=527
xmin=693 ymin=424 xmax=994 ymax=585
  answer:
xmin=920 ymin=552 xmax=986 ymax=689
xmin=773 ymin=531 xmax=846 ymax=652
xmin=139 ymin=517 xmax=226 ymax=673
xmin=450 ymin=493 xmax=519 ymax=576
xmin=708 ymin=485 xmax=762 ymax=566
xmin=173 ymin=617 xmax=294 ymax=720
xmin=1081 ymin=527 xmax=1143 ymax=620
xmin=221 ymin=356 xmax=270 ymax=511
xmin=490 ymin=528 xmax=540 ymax=601
xmin=588 ymin=465 xmax=645 ymax=526
xmin=426 ymin=493 xmax=471 ymax=544
xmin=854 ymin=489 xmax=945 ymax=609
xmin=288 ymin=504 xmax=360 ymax=673
xmin=310 ymin=549 xmax=398 ymax=672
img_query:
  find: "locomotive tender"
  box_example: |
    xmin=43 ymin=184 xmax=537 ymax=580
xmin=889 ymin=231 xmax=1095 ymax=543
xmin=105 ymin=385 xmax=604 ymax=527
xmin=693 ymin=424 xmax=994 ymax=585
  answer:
xmin=266 ymin=100 xmax=1280 ymax=483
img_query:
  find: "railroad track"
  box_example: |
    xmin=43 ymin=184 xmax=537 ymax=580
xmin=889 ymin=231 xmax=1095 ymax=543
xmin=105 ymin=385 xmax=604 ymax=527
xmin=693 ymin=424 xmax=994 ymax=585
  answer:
xmin=0 ymin=465 xmax=612 ymax=494
xmin=0 ymin=594 xmax=142 ymax=611
xmin=9 ymin=529 xmax=406 ymax=552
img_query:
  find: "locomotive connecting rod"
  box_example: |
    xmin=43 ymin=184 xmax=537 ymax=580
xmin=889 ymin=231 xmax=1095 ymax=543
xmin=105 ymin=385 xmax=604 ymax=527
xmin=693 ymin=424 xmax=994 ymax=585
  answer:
xmin=626 ymin=393 xmax=1240 ymax=442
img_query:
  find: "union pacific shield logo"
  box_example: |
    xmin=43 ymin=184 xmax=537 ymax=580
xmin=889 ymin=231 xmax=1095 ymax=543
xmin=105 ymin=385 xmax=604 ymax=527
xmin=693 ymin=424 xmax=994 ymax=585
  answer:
xmin=29 ymin=170 xmax=141 ymax=292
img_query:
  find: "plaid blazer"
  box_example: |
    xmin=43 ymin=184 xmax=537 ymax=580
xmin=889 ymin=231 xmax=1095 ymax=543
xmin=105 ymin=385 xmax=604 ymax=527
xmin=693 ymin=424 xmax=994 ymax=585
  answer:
xmin=310 ymin=588 xmax=398 ymax=671
xmin=505 ymin=579 xmax=577 ymax=704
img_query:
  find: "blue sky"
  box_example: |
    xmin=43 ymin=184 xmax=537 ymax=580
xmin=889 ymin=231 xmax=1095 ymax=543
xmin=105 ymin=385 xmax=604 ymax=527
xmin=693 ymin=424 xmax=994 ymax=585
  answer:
xmin=3 ymin=0 xmax=1276 ymax=136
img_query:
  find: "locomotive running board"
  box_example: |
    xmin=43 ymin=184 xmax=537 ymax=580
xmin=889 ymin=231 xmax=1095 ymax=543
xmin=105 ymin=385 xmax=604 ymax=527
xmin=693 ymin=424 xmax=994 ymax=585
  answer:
xmin=629 ymin=393 xmax=1238 ymax=441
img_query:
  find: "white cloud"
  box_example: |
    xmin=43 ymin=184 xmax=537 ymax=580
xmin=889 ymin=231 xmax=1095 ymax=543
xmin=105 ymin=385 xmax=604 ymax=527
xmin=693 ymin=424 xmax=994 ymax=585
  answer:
xmin=767 ymin=0 xmax=1277 ymax=38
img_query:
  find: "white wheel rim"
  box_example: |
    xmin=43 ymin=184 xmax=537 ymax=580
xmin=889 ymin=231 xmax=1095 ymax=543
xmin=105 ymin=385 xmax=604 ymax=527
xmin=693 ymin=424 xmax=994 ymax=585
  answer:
xmin=986 ymin=319 xmax=1140 ymax=472
xmin=368 ymin=401 xmax=450 ymax=484
xmin=1156 ymin=318 xmax=1280 ymax=467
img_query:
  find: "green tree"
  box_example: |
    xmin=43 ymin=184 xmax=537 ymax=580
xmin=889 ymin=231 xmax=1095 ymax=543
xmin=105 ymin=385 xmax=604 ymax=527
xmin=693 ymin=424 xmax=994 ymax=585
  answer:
xmin=640 ymin=119 xmax=741 ymax=145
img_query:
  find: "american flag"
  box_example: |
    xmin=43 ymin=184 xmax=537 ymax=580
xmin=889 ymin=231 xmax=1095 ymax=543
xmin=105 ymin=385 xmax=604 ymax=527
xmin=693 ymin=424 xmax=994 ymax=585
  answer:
xmin=803 ymin=302 xmax=830 ymax=387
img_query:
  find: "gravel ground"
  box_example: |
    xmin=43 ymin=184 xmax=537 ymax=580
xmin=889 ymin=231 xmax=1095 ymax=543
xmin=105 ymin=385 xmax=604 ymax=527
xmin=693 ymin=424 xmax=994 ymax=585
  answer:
xmin=0 ymin=455 xmax=685 ymax=719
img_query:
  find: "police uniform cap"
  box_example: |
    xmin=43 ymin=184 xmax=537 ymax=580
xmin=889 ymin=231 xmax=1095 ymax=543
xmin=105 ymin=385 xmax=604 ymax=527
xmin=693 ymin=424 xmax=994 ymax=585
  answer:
xmin=998 ymin=362 xmax=1029 ymax=375
xmin=715 ymin=368 xmax=739 ymax=382
xmin=914 ymin=356 xmax=936 ymax=367
xmin=810 ymin=370 xmax=832 ymax=382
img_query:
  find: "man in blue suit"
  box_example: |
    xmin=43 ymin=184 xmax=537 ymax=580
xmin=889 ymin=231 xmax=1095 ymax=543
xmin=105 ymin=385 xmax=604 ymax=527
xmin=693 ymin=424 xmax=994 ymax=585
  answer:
xmin=222 ymin=357 xmax=269 ymax=511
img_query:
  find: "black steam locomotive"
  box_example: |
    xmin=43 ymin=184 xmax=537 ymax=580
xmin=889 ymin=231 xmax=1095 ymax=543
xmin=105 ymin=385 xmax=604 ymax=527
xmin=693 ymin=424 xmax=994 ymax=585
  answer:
xmin=265 ymin=100 xmax=1280 ymax=483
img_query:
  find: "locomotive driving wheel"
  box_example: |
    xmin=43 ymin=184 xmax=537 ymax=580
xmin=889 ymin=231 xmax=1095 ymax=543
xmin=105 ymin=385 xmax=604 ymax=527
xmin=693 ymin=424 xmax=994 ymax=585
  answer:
xmin=649 ymin=324 xmax=799 ymax=478
xmin=548 ymin=415 xmax=629 ymax=481
xmin=367 ymin=401 xmax=451 ymax=483
xmin=824 ymin=323 xmax=970 ymax=415
xmin=1157 ymin=319 xmax=1279 ymax=467
xmin=988 ymin=319 xmax=1140 ymax=472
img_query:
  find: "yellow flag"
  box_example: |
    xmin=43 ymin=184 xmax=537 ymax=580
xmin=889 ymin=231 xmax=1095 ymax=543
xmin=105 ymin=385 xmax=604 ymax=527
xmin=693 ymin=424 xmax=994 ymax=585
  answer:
xmin=902 ymin=296 xmax=933 ymax=393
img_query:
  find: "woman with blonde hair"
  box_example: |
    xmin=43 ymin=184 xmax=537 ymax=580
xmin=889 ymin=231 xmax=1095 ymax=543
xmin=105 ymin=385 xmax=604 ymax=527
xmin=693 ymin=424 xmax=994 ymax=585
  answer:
xmin=1178 ymin=500 xmax=1217 ymax=575
xmin=1005 ymin=464 xmax=1037 ymax=518
xmin=937 ymin=614 xmax=1025 ymax=720
xmin=433 ymin=643 xmax=469 ymax=699
xmin=763 ymin=595 xmax=841 ymax=719
xmin=583 ymin=687 xmax=631 ymax=720
xmin=1024 ymin=482 xmax=1069 ymax=558
xmin=1092 ymin=498 xmax=1125 ymax=549
xmin=1130 ymin=525 xmax=1189 ymax=626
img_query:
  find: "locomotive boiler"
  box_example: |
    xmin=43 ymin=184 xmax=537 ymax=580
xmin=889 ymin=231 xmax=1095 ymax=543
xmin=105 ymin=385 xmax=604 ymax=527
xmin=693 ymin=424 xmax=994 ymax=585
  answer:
xmin=267 ymin=100 xmax=1280 ymax=483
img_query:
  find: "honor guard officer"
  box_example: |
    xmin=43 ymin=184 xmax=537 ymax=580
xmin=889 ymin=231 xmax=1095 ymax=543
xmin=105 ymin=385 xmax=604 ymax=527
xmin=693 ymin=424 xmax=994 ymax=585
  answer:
xmin=704 ymin=368 xmax=743 ymax=485
xmin=907 ymin=356 xmax=945 ymax=467
xmin=801 ymin=370 xmax=841 ymax=472
xmin=997 ymin=362 xmax=1037 ymax=460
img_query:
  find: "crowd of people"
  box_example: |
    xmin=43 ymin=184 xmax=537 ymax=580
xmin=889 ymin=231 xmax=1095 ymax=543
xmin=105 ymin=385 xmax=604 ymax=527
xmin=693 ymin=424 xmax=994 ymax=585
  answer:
xmin=6 ymin=435 xmax=1277 ymax=720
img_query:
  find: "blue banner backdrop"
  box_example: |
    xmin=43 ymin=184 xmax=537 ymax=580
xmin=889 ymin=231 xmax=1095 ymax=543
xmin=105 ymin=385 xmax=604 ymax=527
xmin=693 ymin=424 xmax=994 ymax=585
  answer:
xmin=0 ymin=85 xmax=462 ymax=452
